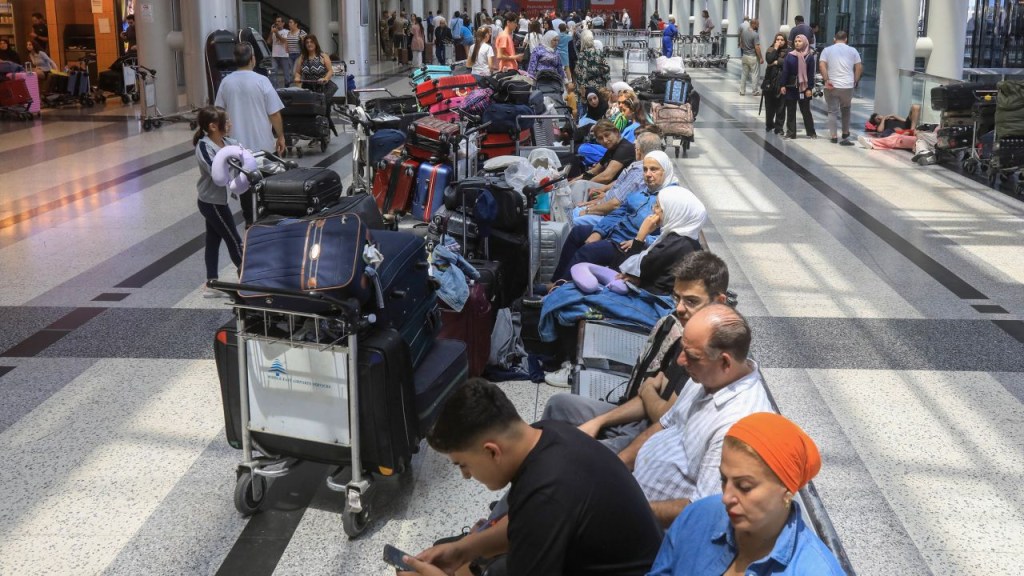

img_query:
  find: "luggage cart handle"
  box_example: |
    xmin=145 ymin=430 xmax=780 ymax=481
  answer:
xmin=516 ymin=114 xmax=570 ymax=121
xmin=207 ymin=280 xmax=364 ymax=322
xmin=521 ymin=165 xmax=572 ymax=202
xmin=352 ymin=88 xmax=394 ymax=97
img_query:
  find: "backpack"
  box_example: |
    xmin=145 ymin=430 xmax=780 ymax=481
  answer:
xmin=462 ymin=25 xmax=473 ymax=45
xmin=488 ymin=307 xmax=527 ymax=370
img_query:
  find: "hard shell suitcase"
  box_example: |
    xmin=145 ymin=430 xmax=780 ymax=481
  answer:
xmin=68 ymin=70 xmax=91 ymax=96
xmin=413 ymin=162 xmax=452 ymax=222
xmin=214 ymin=323 xmax=418 ymax=473
xmin=533 ymin=221 xmax=570 ymax=282
xmin=371 ymin=230 xmax=440 ymax=367
xmin=373 ymin=154 xmax=420 ymax=214
xmin=365 ymin=95 xmax=419 ymax=115
xmin=410 ymin=64 xmax=454 ymax=84
xmin=429 ymin=96 xmax=466 ymax=123
xmin=14 ymin=72 xmax=40 ymax=114
xmin=931 ymin=82 xmax=998 ymax=112
xmin=257 ymin=167 xmax=343 ymax=218
xmin=411 ymin=116 xmax=461 ymax=142
xmin=415 ymin=74 xmax=477 ymax=107
xmin=239 ymin=213 xmax=373 ymax=311
xmin=413 ymin=339 xmax=469 ymax=433
xmin=477 ymin=130 xmax=532 ymax=160
xmin=438 ymin=283 xmax=495 ymax=378
xmin=406 ymin=139 xmax=450 ymax=162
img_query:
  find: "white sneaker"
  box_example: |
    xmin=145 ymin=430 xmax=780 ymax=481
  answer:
xmin=203 ymin=285 xmax=227 ymax=299
xmin=857 ymin=135 xmax=874 ymax=149
xmin=544 ymin=362 xmax=573 ymax=388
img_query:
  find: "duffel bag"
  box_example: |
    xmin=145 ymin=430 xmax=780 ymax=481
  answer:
xmin=462 ymin=87 xmax=494 ymax=115
xmin=239 ymin=213 xmax=374 ymax=312
xmin=443 ymin=176 xmax=529 ymax=233
xmin=652 ymin=102 xmax=694 ymax=137
xmin=490 ymin=72 xmax=535 ymax=105
xmin=482 ymin=103 xmax=535 ymax=133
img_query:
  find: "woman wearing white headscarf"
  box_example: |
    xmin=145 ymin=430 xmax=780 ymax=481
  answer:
xmin=527 ymin=29 xmax=565 ymax=79
xmin=548 ymin=151 xmax=683 ymax=284
xmin=619 ymin=150 xmax=707 ymax=294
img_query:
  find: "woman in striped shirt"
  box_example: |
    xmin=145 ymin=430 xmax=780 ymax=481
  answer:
xmin=283 ymin=19 xmax=307 ymax=71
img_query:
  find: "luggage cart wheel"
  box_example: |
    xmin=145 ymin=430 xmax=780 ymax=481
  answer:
xmin=962 ymin=158 xmax=978 ymax=174
xmin=321 ymin=138 xmax=328 ymax=153
xmin=121 ymin=94 xmax=130 ymax=104
xmin=342 ymin=501 xmax=370 ymax=538
xmin=142 ymin=119 xmax=152 ymax=131
xmin=233 ymin=471 xmax=266 ymax=516
xmin=296 ymin=148 xmax=304 ymax=158
xmin=132 ymin=92 xmax=140 ymax=103
xmin=153 ymin=120 xmax=163 ymax=129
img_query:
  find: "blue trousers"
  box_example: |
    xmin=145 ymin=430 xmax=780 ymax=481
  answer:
xmin=550 ymin=224 xmax=631 ymax=282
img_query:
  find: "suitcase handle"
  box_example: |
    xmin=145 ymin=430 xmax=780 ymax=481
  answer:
xmin=521 ymin=166 xmax=572 ymax=202
xmin=207 ymin=280 xmax=363 ymax=321
xmin=352 ymin=88 xmax=395 ymax=96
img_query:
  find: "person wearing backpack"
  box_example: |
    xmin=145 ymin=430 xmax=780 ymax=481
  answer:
xmin=451 ymin=11 xmax=466 ymax=60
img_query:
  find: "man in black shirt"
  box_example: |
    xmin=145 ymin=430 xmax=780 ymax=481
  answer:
xmin=399 ymin=379 xmax=662 ymax=576
xmin=29 ymin=13 xmax=48 ymax=53
xmin=543 ymin=251 xmax=732 ymax=454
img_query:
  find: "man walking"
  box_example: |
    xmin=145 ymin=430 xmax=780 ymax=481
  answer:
xmin=738 ymin=19 xmax=762 ymax=96
xmin=788 ymin=15 xmax=812 ymax=46
xmin=819 ymin=30 xmax=862 ymax=145
xmin=214 ymin=42 xmax=285 ymax=226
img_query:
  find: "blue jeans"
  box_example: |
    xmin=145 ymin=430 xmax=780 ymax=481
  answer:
xmin=550 ymin=224 xmax=632 ymax=282
xmin=273 ymin=56 xmax=292 ymax=88
xmin=571 ymin=207 xmax=602 ymax=228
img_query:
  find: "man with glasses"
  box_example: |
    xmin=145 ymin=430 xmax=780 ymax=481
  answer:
xmin=542 ymin=251 xmax=732 ymax=452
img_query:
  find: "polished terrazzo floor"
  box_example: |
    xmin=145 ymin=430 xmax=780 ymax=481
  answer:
xmin=0 ymin=59 xmax=1022 ymax=576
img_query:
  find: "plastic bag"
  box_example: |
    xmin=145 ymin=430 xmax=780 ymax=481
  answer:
xmin=655 ymin=55 xmax=685 ymax=73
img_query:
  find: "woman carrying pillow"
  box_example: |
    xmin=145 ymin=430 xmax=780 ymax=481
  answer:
xmin=647 ymin=412 xmax=846 ymax=576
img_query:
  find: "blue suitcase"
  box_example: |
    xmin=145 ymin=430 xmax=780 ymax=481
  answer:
xmin=239 ymin=213 xmax=373 ymax=312
xmin=410 ymin=64 xmax=454 ymax=84
xmin=665 ymin=78 xmax=689 ymax=105
xmin=413 ymin=339 xmax=468 ymax=434
xmin=371 ymin=230 xmax=440 ymax=367
xmin=412 ymin=161 xmax=452 ymax=222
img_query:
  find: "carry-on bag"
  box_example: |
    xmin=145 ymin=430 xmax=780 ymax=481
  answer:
xmin=371 ymin=230 xmax=440 ymax=367
xmin=372 ymin=154 xmax=420 ymax=214
xmin=257 ymin=166 xmax=342 ymax=218
xmin=68 ymin=70 xmax=91 ymax=96
xmin=413 ymin=161 xmax=453 ymax=222
xmin=415 ymin=74 xmax=477 ymax=107
xmin=15 ymin=72 xmax=40 ymax=114
xmin=650 ymin=71 xmax=689 ymax=98
xmin=365 ymin=95 xmax=420 ymax=115
xmin=0 ymin=77 xmax=30 ymax=108
xmin=462 ymin=87 xmax=494 ymax=115
xmin=303 ymin=192 xmax=386 ymax=230
xmin=533 ymin=220 xmax=570 ymax=281
xmin=413 ymin=339 xmax=469 ymax=433
xmin=931 ymin=82 xmax=998 ymax=112
xmin=664 ymin=76 xmax=691 ymax=105
xmin=410 ymin=64 xmax=454 ymax=84
xmin=652 ymin=102 xmax=695 ymax=137
xmin=238 ymin=213 xmax=374 ymax=311
xmin=488 ymin=72 xmax=534 ymax=105
xmin=444 ymin=176 xmax=529 ymax=233
xmin=438 ymin=283 xmax=495 ymax=378
xmin=482 ymin=103 xmax=535 ymax=132
xmin=477 ymin=129 xmax=532 ymax=159
xmin=214 ymin=323 xmax=418 ymax=473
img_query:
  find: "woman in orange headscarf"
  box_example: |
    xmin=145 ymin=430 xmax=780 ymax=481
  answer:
xmin=646 ymin=412 xmax=846 ymax=575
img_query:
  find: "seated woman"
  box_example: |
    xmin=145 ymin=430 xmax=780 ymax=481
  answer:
xmin=866 ymin=103 xmax=921 ymax=136
xmin=550 ymin=151 xmax=700 ymax=286
xmin=527 ymin=30 xmax=564 ymax=80
xmin=647 ymin=412 xmax=846 ymax=576
xmin=569 ymin=120 xmax=635 ymax=204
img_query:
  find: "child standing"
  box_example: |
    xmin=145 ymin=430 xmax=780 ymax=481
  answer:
xmin=193 ymin=106 xmax=244 ymax=297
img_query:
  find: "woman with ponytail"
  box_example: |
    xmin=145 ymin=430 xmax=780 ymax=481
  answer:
xmin=193 ymin=106 xmax=244 ymax=297
xmin=469 ymin=26 xmax=494 ymax=77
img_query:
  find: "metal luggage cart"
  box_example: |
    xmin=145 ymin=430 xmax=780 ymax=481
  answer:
xmin=281 ymin=86 xmax=334 ymax=157
xmin=519 ymin=167 xmax=572 ymax=298
xmin=622 ymin=39 xmax=650 ymax=81
xmin=94 ymin=54 xmax=138 ymax=104
xmin=956 ymin=89 xmax=998 ymax=176
xmin=132 ymin=64 xmax=198 ymax=131
xmin=206 ymin=282 xmax=384 ymax=538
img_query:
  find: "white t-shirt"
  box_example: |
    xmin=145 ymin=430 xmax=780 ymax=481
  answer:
xmin=519 ymin=18 xmax=529 ymax=32
xmin=214 ymin=70 xmax=285 ymax=153
xmin=470 ymin=42 xmax=494 ymax=75
xmin=272 ymin=29 xmax=288 ymax=58
xmin=819 ymin=42 xmax=862 ymax=89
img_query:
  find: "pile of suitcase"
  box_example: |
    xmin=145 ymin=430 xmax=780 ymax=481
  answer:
xmin=632 ymin=70 xmax=700 ymax=157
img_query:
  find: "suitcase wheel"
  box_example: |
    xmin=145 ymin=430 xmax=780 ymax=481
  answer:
xmin=342 ymin=500 xmax=371 ymax=538
xmin=233 ymin=470 xmax=266 ymax=516
xmin=121 ymin=94 xmax=130 ymax=104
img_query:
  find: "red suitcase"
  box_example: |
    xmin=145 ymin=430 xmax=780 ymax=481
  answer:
xmin=372 ymin=154 xmax=420 ymax=214
xmin=415 ymin=74 xmax=478 ymax=107
xmin=429 ymin=97 xmax=466 ymax=124
xmin=411 ymin=116 xmax=461 ymax=142
xmin=478 ymin=129 xmax=532 ymax=160
xmin=438 ymin=283 xmax=496 ymax=378
xmin=0 ymin=77 xmax=31 ymax=108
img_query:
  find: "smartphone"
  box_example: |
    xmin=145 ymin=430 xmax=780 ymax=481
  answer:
xmin=382 ymin=544 xmax=415 ymax=571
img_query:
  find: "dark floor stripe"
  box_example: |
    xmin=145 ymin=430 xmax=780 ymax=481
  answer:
xmin=0 ymin=122 xmax=135 ymax=169
xmin=697 ymin=94 xmax=989 ymax=301
xmin=214 ymin=462 xmax=330 ymax=576
xmin=314 ymin=141 xmax=355 ymax=170
xmin=993 ymin=320 xmax=1024 ymax=344
xmin=0 ymin=307 xmax=107 ymax=357
xmin=0 ymin=366 xmax=14 ymax=378
xmin=972 ymin=304 xmax=1008 ymax=313
xmin=0 ymin=149 xmax=194 ymax=230
xmin=92 ymin=292 xmax=131 ymax=302
xmin=114 ymin=235 xmax=207 ymax=288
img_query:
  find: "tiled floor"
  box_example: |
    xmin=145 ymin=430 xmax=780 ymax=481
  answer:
xmin=0 ymin=58 xmax=1022 ymax=576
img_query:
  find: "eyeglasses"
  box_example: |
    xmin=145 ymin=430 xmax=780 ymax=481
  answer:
xmin=672 ymin=294 xmax=707 ymax=310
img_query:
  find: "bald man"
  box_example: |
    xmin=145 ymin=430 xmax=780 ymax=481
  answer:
xmin=625 ymin=303 xmax=775 ymax=527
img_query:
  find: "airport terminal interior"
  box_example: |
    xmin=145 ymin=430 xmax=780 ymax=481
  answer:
xmin=1 ymin=0 xmax=1023 ymax=575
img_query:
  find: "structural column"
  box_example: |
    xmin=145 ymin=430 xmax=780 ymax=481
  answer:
xmin=469 ymin=0 xmax=481 ymax=24
xmin=411 ymin=0 xmax=425 ymax=20
xmin=785 ymin=0 xmax=808 ymax=24
xmin=925 ymin=0 xmax=968 ymax=80
xmin=675 ymin=0 xmax=689 ymax=37
xmin=135 ymin=0 xmax=179 ymax=113
xmin=875 ymin=0 xmax=917 ymax=113
xmin=339 ymin=0 xmax=372 ymax=77
xmin=179 ymin=0 xmax=235 ymax=108
xmin=725 ymin=0 xmax=744 ymax=57
xmin=309 ymin=0 xmax=334 ymax=55
xmin=704 ymin=0 xmax=723 ymax=35
xmin=758 ymin=0 xmax=783 ymax=50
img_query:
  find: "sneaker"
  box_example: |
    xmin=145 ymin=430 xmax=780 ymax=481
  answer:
xmin=857 ymin=135 xmax=874 ymax=149
xmin=753 ymin=90 xmax=762 ymax=96
xmin=203 ymin=285 xmax=226 ymax=299
xmin=830 ymin=137 xmax=839 ymax=144
xmin=839 ymin=139 xmax=855 ymax=146
xmin=544 ymin=362 xmax=573 ymax=388
xmin=739 ymin=90 xmax=746 ymax=96
xmin=808 ymin=134 xmax=818 ymax=139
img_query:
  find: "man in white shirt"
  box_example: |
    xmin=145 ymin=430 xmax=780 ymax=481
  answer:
xmin=266 ymin=16 xmax=291 ymax=88
xmin=623 ymin=304 xmax=773 ymax=528
xmin=819 ymin=30 xmax=863 ymax=145
xmin=214 ymin=42 xmax=286 ymax=225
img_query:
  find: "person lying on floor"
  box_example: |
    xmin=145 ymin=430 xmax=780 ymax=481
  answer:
xmin=572 ymin=130 xmax=663 ymax=226
xmin=543 ymin=251 xmax=732 ymax=453
xmin=864 ymin=103 xmax=921 ymax=136
xmin=547 ymin=151 xmax=706 ymax=289
xmin=397 ymin=379 xmax=662 ymax=576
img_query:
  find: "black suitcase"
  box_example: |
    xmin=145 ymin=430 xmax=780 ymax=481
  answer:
xmin=214 ymin=323 xmax=417 ymax=472
xmin=487 ymin=229 xmax=530 ymax=306
xmin=372 ymin=230 xmax=440 ymax=368
xmin=278 ymin=87 xmax=329 ymax=116
xmin=443 ymin=177 xmax=529 ymax=234
xmin=936 ymin=125 xmax=973 ymax=149
xmin=468 ymin=259 xmax=503 ymax=306
xmin=257 ymin=167 xmax=342 ymax=218
xmin=365 ymin=95 xmax=419 ymax=115
xmin=413 ymin=339 xmax=469 ymax=434
xmin=306 ymin=192 xmax=385 ymax=229
xmin=930 ymin=82 xmax=998 ymax=112
xmin=519 ymin=296 xmax=559 ymax=356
